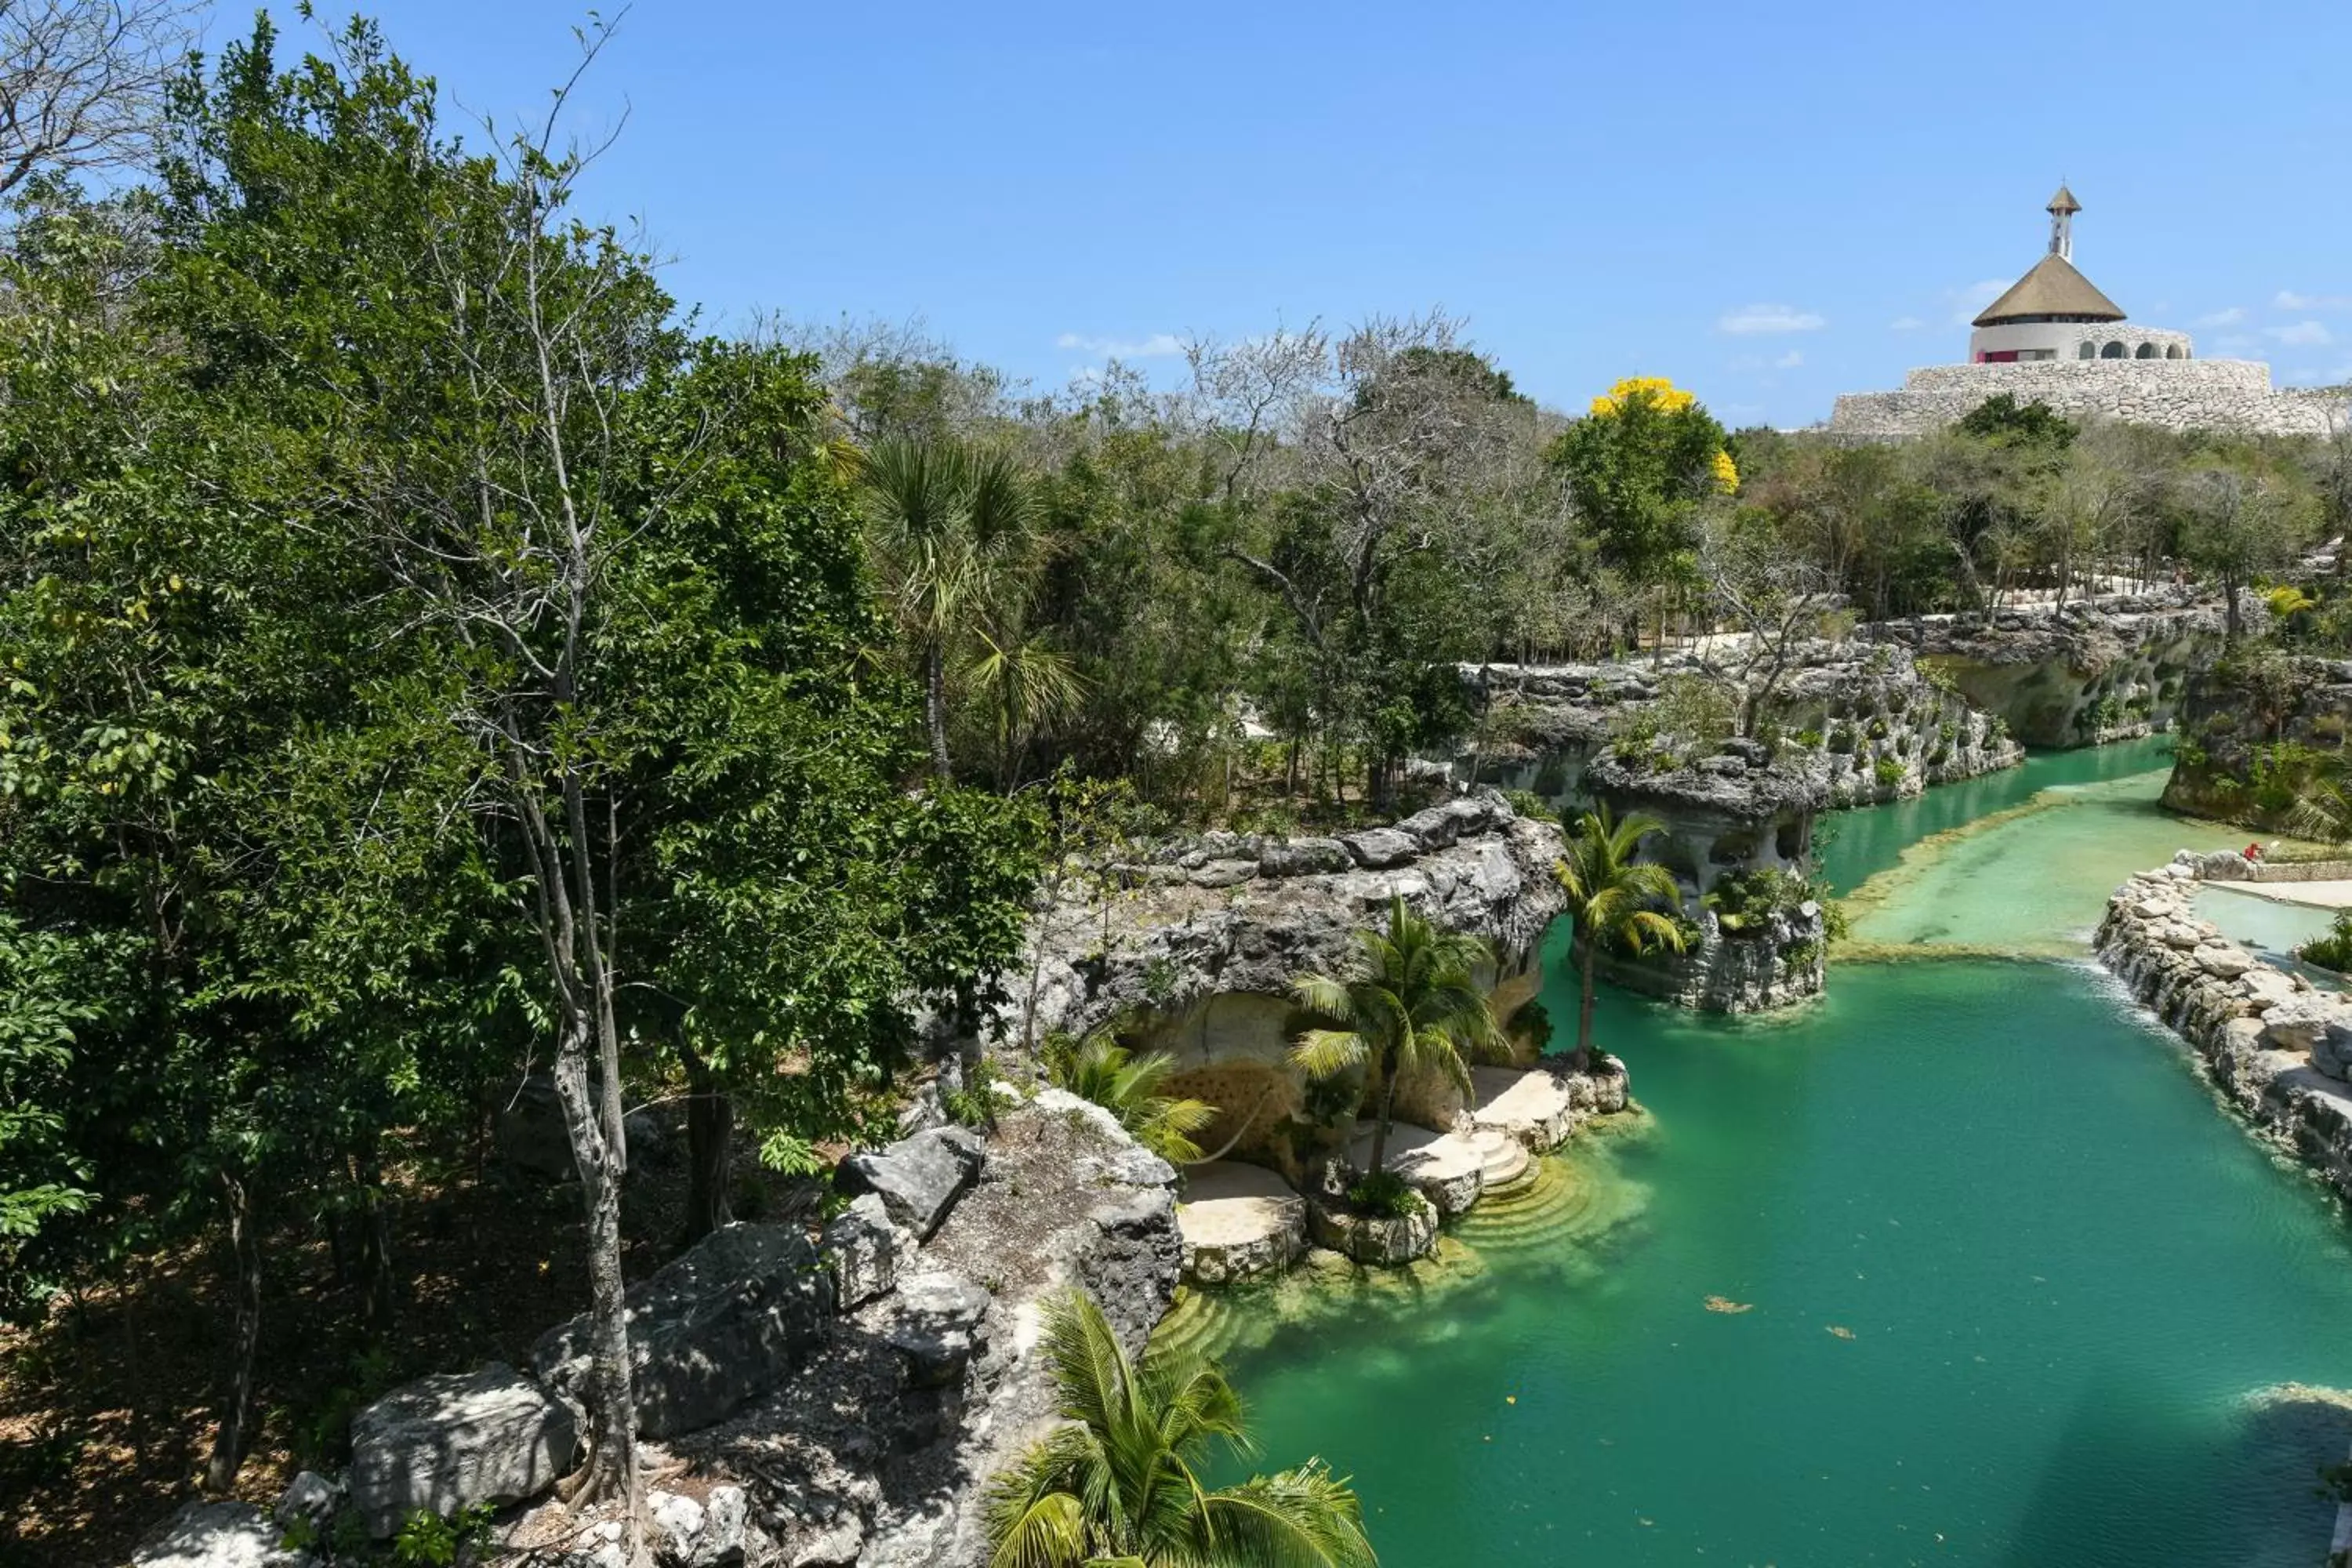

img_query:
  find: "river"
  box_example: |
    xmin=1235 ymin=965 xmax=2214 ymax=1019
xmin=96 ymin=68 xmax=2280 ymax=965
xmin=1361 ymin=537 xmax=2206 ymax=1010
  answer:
xmin=1179 ymin=739 xmax=2352 ymax=1566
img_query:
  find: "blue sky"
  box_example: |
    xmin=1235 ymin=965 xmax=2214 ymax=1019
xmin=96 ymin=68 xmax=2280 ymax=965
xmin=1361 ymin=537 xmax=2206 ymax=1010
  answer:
xmin=236 ymin=0 xmax=2352 ymax=426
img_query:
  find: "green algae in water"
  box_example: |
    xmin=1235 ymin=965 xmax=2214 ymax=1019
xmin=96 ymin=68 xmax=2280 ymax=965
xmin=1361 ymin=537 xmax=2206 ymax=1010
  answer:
xmin=1208 ymin=757 xmax=2352 ymax=1566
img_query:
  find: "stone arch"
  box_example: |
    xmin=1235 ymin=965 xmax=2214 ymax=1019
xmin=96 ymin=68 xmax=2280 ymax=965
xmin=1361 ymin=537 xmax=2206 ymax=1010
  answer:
xmin=2101 ymin=340 xmax=2126 ymax=359
xmin=2078 ymin=340 xmax=2097 ymax=360
xmin=2165 ymin=343 xmax=2184 ymax=360
xmin=2135 ymin=342 xmax=2158 ymax=359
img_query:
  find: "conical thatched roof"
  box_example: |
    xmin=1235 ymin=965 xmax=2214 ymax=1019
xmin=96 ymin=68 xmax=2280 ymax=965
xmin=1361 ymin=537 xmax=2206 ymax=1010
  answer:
xmin=2046 ymin=183 xmax=2081 ymax=215
xmin=1973 ymin=253 xmax=2124 ymax=326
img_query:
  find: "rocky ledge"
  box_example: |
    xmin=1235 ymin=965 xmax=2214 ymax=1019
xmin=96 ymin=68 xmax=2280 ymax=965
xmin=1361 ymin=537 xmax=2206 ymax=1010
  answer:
xmin=132 ymin=1093 xmax=1180 ymax=1568
xmin=2096 ymin=851 xmax=2352 ymax=1201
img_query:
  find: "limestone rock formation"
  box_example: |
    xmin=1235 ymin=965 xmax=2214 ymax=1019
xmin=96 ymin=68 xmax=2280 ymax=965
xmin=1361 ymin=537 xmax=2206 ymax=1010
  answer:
xmin=131 ymin=1501 xmax=311 ymax=1568
xmin=2161 ymin=651 xmax=2352 ymax=826
xmin=532 ymin=1221 xmax=834 ymax=1440
xmin=349 ymin=1363 xmax=578 ymax=1537
xmin=822 ymin=1193 xmax=899 ymax=1309
xmin=837 ymin=1125 xmax=986 ymax=1240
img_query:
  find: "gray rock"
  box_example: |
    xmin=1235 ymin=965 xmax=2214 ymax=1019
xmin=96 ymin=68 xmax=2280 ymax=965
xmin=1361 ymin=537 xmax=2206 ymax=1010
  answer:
xmin=696 ymin=1485 xmax=749 ymax=1568
xmin=350 ymin=1363 xmax=576 ymax=1538
xmin=837 ymin=1126 xmax=985 ymax=1239
xmin=1395 ymin=805 xmax=1461 ymax=851
xmin=2267 ymin=993 xmax=2352 ymax=1053
xmin=1187 ymin=858 xmax=1259 ymax=888
xmin=1339 ymin=827 xmax=1418 ymax=869
xmin=532 ymin=1223 xmax=832 ymax=1439
xmin=789 ymin=1519 xmax=866 ymax=1568
xmin=650 ymin=1490 xmax=706 ymax=1565
xmin=1258 ymin=836 xmax=1353 ymax=877
xmin=496 ymin=1073 xmax=577 ymax=1181
xmin=132 ymin=1501 xmax=308 ymax=1568
xmin=877 ymin=1271 xmax=993 ymax=1388
xmin=821 ymin=1192 xmax=898 ymax=1309
xmin=273 ymin=1471 xmax=340 ymax=1534
xmin=1306 ymin=1200 xmax=1439 ymax=1265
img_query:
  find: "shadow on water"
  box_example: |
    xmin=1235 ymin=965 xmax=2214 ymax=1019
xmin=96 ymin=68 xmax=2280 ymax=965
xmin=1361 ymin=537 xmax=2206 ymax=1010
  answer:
xmin=1997 ymin=1372 xmax=2348 ymax=1568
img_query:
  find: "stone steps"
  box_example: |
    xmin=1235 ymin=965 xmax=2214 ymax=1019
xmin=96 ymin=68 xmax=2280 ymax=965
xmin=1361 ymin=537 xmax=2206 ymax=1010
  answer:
xmin=1470 ymin=1126 xmax=1530 ymax=1188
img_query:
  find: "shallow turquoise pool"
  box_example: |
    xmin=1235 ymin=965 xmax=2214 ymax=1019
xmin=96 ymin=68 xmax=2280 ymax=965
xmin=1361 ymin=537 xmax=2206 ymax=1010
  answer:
xmin=1199 ymin=747 xmax=2352 ymax=1566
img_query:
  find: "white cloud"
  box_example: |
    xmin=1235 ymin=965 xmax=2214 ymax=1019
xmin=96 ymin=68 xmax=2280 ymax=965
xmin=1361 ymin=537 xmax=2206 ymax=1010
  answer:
xmin=1055 ymin=331 xmax=1184 ymax=358
xmin=1947 ymin=278 xmax=2009 ymax=327
xmin=1717 ymin=303 xmax=1825 ymax=335
xmin=2275 ymin=290 xmax=2352 ymax=312
xmin=2267 ymin=321 xmax=2334 ymax=347
xmin=2194 ymin=307 xmax=2246 ymax=327
xmin=1773 ymin=350 xmax=1804 ymax=369
xmin=1888 ymin=316 xmax=1925 ymax=331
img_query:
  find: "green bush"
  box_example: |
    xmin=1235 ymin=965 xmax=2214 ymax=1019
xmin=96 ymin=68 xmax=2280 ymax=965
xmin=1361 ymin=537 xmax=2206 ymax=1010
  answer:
xmin=1503 ymin=788 xmax=1559 ymax=823
xmin=1347 ymin=1170 xmax=1429 ymax=1218
xmin=1794 ymin=728 xmax=1824 ymax=749
xmin=2303 ymin=911 xmax=2352 ymax=973
xmin=1873 ymin=757 xmax=1906 ymax=787
xmin=1827 ymin=726 xmax=1857 ymax=754
xmin=1866 ymin=717 xmax=1889 ymax=740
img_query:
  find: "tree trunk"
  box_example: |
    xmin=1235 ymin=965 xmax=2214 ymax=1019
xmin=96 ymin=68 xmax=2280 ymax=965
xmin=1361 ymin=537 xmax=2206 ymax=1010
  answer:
xmin=681 ymin=1045 xmax=732 ymax=1244
xmin=924 ymin=636 xmax=952 ymax=780
xmin=355 ymin=1152 xmax=394 ymax=1336
xmin=203 ymin=1172 xmax=263 ymax=1494
xmin=1368 ymin=1062 xmax=1397 ymax=1178
xmin=551 ymin=1036 xmax=641 ymax=1531
xmin=1575 ymin=935 xmax=1598 ymax=1073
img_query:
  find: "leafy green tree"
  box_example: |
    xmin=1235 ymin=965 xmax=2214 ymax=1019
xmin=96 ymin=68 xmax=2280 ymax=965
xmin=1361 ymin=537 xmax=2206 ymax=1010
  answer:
xmin=1548 ymin=377 xmax=1731 ymax=590
xmin=1555 ymin=808 xmax=1686 ymax=1069
xmin=983 ymin=1287 xmax=1377 ymax=1568
xmin=1956 ymin=393 xmax=2077 ymax=451
xmin=1287 ymin=896 xmax=1500 ymax=1178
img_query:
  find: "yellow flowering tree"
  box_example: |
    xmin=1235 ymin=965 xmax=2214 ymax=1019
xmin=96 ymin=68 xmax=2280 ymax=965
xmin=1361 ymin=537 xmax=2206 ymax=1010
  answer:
xmin=1551 ymin=376 xmax=1737 ymax=582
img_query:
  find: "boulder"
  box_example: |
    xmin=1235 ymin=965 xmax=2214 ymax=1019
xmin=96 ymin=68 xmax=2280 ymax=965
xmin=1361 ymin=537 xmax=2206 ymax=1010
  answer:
xmin=790 ymin=1519 xmax=866 ymax=1567
xmin=837 ymin=1126 xmax=985 ymax=1239
xmin=273 ymin=1472 xmax=340 ymax=1534
xmin=1338 ymin=827 xmax=1418 ymax=869
xmin=350 ymin=1363 xmax=577 ymax=1538
xmin=533 ymin=1223 xmax=832 ymax=1439
xmin=1188 ymin=858 xmax=1258 ymax=889
xmin=132 ymin=1501 xmax=309 ymax=1568
xmin=2314 ymin=1021 xmax=2352 ymax=1082
xmin=1258 ymin=837 xmax=1353 ymax=877
xmin=648 ymin=1484 xmax=746 ymax=1568
xmin=2263 ymin=993 xmax=2350 ymax=1053
xmin=2240 ymin=968 xmax=2299 ymax=1011
xmin=1395 ymin=806 xmax=1461 ymax=851
xmin=822 ymin=1193 xmax=898 ymax=1309
xmin=2195 ymin=946 xmax=2255 ymax=979
xmin=495 ymin=1073 xmax=578 ymax=1181
xmin=875 ymin=1271 xmax=993 ymax=1388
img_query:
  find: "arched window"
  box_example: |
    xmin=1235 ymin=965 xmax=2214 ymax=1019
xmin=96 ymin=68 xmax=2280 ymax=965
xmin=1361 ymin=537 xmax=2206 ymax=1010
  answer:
xmin=2101 ymin=341 xmax=2126 ymax=358
xmin=2135 ymin=342 xmax=2158 ymax=359
xmin=2078 ymin=341 xmax=2097 ymax=359
xmin=2166 ymin=343 xmax=2184 ymax=360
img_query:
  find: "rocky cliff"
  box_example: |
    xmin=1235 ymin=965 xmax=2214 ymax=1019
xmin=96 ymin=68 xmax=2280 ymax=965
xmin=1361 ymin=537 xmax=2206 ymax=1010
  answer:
xmin=2160 ymin=651 xmax=2352 ymax=828
xmin=999 ymin=789 xmax=1569 ymax=1172
xmin=1866 ymin=590 xmax=2256 ymax=749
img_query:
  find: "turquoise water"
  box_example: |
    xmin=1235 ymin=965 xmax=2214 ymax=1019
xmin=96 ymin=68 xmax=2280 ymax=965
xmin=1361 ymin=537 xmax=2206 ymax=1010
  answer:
xmin=1200 ymin=746 xmax=2352 ymax=1566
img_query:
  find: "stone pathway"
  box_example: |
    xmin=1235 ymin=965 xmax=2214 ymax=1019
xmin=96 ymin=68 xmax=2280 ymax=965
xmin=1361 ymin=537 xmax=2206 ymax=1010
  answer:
xmin=1467 ymin=1065 xmax=1577 ymax=1152
xmin=1176 ymin=1161 xmax=1305 ymax=1286
xmin=1348 ymin=1120 xmax=1486 ymax=1214
xmin=2216 ymin=878 xmax=2352 ymax=910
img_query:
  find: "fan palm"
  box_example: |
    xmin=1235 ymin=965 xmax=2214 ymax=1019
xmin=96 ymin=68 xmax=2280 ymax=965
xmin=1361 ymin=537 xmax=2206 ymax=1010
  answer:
xmin=859 ymin=437 xmax=1039 ymax=779
xmin=984 ymin=1288 xmax=1377 ymax=1568
xmin=1555 ymin=806 xmax=1686 ymax=1069
xmin=1044 ymin=1024 xmax=1218 ymax=1163
xmin=1287 ymin=895 xmax=1501 ymax=1180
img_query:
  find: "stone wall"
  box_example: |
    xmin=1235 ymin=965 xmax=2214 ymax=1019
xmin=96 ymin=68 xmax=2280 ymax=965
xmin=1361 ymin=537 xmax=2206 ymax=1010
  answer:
xmin=1828 ymin=358 xmax=2348 ymax=439
xmin=2096 ymin=852 xmax=2352 ymax=1203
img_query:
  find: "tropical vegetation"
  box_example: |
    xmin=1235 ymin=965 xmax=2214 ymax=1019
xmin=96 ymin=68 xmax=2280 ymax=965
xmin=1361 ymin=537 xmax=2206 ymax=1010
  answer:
xmin=1556 ymin=809 xmax=1689 ymax=1068
xmin=983 ymin=1288 xmax=1377 ymax=1568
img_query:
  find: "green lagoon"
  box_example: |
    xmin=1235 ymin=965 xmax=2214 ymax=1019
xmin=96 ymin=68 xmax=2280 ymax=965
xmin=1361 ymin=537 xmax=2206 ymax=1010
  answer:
xmin=1190 ymin=742 xmax=2352 ymax=1566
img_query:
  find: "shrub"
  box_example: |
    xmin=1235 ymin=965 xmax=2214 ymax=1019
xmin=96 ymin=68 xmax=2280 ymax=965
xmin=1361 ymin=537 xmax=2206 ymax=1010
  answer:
xmin=1827 ymin=726 xmax=1857 ymax=754
xmin=2303 ymin=911 xmax=2352 ymax=973
xmin=1503 ymin=788 xmax=1559 ymax=823
xmin=1347 ymin=1170 xmax=1428 ymax=1218
xmin=1938 ymin=720 xmax=1957 ymax=742
xmin=1866 ymin=717 xmax=1889 ymax=740
xmin=1873 ymin=757 xmax=1906 ymax=787
xmin=1794 ymin=728 xmax=1824 ymax=749
xmin=1929 ymin=744 xmax=1951 ymax=768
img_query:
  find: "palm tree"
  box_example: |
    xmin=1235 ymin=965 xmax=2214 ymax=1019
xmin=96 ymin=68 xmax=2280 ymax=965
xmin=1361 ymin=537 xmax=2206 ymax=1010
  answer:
xmin=1044 ymin=1024 xmax=1218 ymax=1163
xmin=1555 ymin=806 xmax=1686 ymax=1070
xmin=1287 ymin=896 xmax=1501 ymax=1181
xmin=859 ymin=437 xmax=1040 ymax=779
xmin=985 ymin=1289 xmax=1377 ymax=1568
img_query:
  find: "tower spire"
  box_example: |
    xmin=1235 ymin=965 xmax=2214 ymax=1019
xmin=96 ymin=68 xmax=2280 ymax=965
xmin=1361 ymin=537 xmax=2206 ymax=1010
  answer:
xmin=2047 ymin=180 xmax=2081 ymax=261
